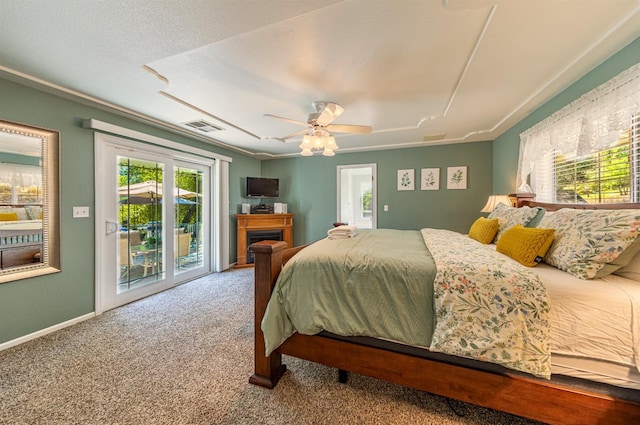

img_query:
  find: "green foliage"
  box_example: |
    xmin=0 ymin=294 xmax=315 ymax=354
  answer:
xmin=118 ymin=162 xmax=204 ymax=228
xmin=362 ymin=189 xmax=372 ymax=211
xmin=555 ymin=144 xmax=631 ymax=203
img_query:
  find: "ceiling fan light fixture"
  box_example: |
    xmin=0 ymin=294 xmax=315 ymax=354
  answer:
xmin=322 ymin=148 xmax=335 ymax=157
xmin=300 ymin=134 xmax=312 ymax=149
xmin=325 ymin=136 xmax=339 ymax=150
xmin=313 ymin=136 xmax=325 ymax=149
xmin=299 ymin=130 xmax=341 ymax=157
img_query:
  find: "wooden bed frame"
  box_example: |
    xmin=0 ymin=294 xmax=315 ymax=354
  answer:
xmin=248 ymin=201 xmax=640 ymax=424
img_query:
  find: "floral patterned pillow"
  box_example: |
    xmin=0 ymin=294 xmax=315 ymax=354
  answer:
xmin=25 ymin=205 xmax=42 ymax=220
xmin=487 ymin=203 xmax=545 ymax=243
xmin=540 ymin=208 xmax=640 ymax=279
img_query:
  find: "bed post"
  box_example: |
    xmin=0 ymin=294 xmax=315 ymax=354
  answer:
xmin=248 ymin=240 xmax=288 ymax=388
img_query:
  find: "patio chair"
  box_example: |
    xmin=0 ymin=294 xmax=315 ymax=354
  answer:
xmin=119 ymin=237 xmax=154 ymax=277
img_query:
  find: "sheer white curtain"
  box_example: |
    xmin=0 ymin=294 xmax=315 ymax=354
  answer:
xmin=517 ymin=62 xmax=640 ymax=196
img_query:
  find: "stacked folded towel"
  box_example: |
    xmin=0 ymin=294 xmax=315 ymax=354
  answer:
xmin=327 ymin=225 xmax=358 ymax=239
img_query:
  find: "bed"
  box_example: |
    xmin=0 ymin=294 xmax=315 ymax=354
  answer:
xmin=0 ymin=205 xmax=43 ymax=269
xmin=249 ymin=201 xmax=640 ymax=424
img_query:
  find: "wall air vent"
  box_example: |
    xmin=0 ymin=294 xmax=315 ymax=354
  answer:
xmin=183 ymin=120 xmax=224 ymax=133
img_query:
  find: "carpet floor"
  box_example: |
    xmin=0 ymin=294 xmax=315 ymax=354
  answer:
xmin=0 ymin=268 xmax=541 ymax=424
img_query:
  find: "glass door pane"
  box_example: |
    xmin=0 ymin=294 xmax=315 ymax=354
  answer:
xmin=174 ymin=166 xmax=205 ymax=274
xmin=117 ymin=156 xmax=165 ymax=292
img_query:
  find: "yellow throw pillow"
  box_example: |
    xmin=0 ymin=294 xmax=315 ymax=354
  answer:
xmin=468 ymin=217 xmax=499 ymax=244
xmin=0 ymin=212 xmax=19 ymax=221
xmin=496 ymin=225 xmax=555 ymax=267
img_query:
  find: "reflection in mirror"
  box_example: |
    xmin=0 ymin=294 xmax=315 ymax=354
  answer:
xmin=0 ymin=120 xmax=60 ymax=283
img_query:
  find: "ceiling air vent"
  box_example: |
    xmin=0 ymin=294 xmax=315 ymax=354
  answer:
xmin=423 ymin=133 xmax=446 ymax=142
xmin=183 ymin=120 xmax=223 ymax=133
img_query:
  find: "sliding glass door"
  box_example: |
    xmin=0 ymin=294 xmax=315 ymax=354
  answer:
xmin=173 ymin=164 xmax=207 ymax=275
xmin=96 ymin=138 xmax=212 ymax=313
xmin=118 ymin=157 xmax=165 ymax=290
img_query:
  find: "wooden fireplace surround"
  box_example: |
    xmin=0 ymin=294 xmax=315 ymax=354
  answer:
xmin=235 ymin=213 xmax=293 ymax=268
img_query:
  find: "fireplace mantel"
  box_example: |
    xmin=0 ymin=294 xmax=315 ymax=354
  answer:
xmin=235 ymin=213 xmax=294 ymax=268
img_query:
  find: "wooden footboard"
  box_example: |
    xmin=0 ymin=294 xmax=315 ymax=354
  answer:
xmin=249 ymin=240 xmax=640 ymax=425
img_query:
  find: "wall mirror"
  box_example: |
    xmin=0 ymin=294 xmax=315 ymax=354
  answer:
xmin=0 ymin=119 xmax=60 ymax=283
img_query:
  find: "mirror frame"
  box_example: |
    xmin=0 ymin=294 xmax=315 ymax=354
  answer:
xmin=0 ymin=119 xmax=60 ymax=283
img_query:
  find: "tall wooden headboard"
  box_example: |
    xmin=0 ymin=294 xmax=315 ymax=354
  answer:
xmin=508 ymin=192 xmax=640 ymax=211
xmin=523 ymin=199 xmax=640 ymax=211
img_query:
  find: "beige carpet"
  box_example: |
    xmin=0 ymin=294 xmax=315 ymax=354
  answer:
xmin=0 ymin=268 xmax=541 ymax=424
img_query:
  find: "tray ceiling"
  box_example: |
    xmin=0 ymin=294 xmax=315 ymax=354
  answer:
xmin=1 ymin=0 xmax=639 ymax=158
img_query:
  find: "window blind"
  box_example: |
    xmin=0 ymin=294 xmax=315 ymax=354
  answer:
xmin=533 ymin=116 xmax=640 ymax=203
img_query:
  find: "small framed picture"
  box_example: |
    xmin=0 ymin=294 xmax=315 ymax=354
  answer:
xmin=397 ymin=169 xmax=414 ymax=191
xmin=447 ymin=166 xmax=467 ymax=190
xmin=421 ymin=168 xmax=440 ymax=190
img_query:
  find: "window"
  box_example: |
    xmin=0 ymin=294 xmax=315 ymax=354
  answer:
xmin=518 ymin=63 xmax=640 ymax=204
xmin=539 ymin=119 xmax=639 ymax=203
xmin=0 ymin=164 xmax=42 ymax=204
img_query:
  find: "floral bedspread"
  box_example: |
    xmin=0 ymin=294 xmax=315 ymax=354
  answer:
xmin=421 ymin=228 xmax=551 ymax=378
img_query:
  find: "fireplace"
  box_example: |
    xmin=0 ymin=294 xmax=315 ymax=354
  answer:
xmin=246 ymin=229 xmax=283 ymax=264
xmin=235 ymin=213 xmax=293 ymax=268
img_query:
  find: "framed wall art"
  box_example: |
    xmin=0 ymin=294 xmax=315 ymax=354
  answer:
xmin=420 ymin=168 xmax=440 ymax=190
xmin=397 ymin=169 xmax=414 ymax=191
xmin=447 ymin=166 xmax=467 ymax=190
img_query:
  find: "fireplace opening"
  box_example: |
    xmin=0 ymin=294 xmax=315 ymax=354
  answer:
xmin=247 ymin=229 xmax=283 ymax=264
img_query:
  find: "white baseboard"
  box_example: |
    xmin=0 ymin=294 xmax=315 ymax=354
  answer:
xmin=0 ymin=312 xmax=96 ymax=352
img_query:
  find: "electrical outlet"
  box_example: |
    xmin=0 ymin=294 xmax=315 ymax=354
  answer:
xmin=73 ymin=206 xmax=90 ymax=218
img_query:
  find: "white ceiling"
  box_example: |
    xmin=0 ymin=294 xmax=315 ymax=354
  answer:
xmin=1 ymin=0 xmax=639 ymax=159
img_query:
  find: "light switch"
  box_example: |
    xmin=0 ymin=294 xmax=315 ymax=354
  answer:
xmin=384 ymin=205 xmax=389 ymax=211
xmin=73 ymin=206 xmax=90 ymax=218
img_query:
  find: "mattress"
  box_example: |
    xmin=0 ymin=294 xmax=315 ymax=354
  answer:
xmin=531 ymin=262 xmax=640 ymax=389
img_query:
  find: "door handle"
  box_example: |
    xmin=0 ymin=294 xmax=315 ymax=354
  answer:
xmin=106 ymin=220 xmax=118 ymax=235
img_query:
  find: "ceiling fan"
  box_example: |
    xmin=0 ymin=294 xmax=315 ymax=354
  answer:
xmin=264 ymin=101 xmax=372 ymax=155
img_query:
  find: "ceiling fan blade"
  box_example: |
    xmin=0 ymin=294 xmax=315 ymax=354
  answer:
xmin=280 ymin=129 xmax=308 ymax=140
xmin=326 ymin=124 xmax=372 ymax=134
xmin=312 ymin=102 xmax=345 ymax=127
xmin=264 ymin=114 xmax=308 ymax=127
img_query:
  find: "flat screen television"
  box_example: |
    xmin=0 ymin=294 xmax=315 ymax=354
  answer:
xmin=246 ymin=177 xmax=279 ymax=198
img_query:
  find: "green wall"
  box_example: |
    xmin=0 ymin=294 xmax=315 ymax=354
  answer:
xmin=0 ymin=77 xmax=260 ymax=344
xmin=260 ymin=141 xmax=493 ymax=245
xmin=0 ymin=152 xmax=40 ymax=166
xmin=493 ymin=36 xmax=640 ymax=194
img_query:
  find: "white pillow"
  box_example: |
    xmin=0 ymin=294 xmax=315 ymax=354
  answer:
xmin=10 ymin=207 xmax=28 ymax=220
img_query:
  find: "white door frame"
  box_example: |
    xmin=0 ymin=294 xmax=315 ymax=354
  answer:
xmin=336 ymin=163 xmax=377 ymax=229
xmin=94 ymin=132 xmax=222 ymax=314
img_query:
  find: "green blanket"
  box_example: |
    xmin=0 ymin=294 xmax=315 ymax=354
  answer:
xmin=261 ymin=229 xmax=436 ymax=355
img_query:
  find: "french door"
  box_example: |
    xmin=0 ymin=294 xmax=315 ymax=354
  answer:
xmin=95 ymin=136 xmax=212 ymax=313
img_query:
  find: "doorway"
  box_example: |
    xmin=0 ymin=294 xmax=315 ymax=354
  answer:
xmin=95 ymin=135 xmax=213 ymax=313
xmin=337 ymin=164 xmax=377 ymax=229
